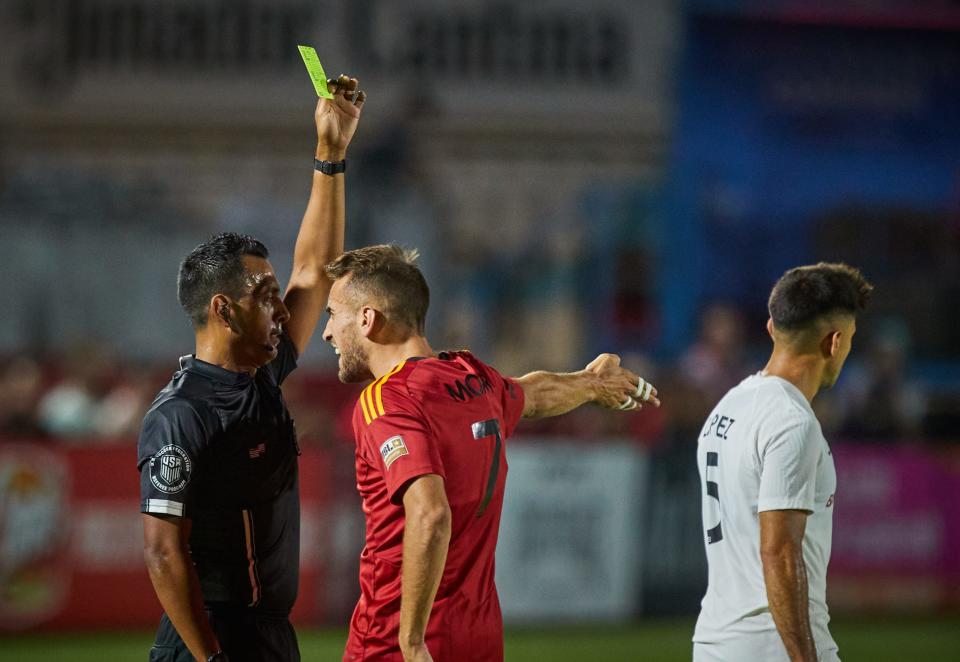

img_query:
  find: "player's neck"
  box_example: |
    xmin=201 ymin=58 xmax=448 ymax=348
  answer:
xmin=761 ymin=349 xmax=824 ymax=403
xmin=368 ymin=336 xmax=434 ymax=380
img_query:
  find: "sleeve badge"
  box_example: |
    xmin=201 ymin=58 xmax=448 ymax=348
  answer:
xmin=379 ymin=435 xmax=409 ymax=470
xmin=149 ymin=445 xmax=192 ymax=494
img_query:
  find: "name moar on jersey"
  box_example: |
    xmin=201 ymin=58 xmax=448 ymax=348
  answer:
xmin=445 ymin=373 xmax=493 ymax=403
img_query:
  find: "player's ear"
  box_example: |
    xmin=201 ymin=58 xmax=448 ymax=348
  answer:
xmin=766 ymin=318 xmax=775 ymax=340
xmin=358 ymin=305 xmax=378 ymax=338
xmin=822 ymin=330 xmax=841 ymax=359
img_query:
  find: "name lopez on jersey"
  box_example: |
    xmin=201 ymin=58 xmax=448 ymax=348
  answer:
xmin=702 ymin=413 xmax=735 ymax=440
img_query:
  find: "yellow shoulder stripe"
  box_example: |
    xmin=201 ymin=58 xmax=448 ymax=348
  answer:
xmin=360 ymin=361 xmax=408 ymax=425
xmin=358 ymin=385 xmax=373 ymax=424
xmin=374 ymin=361 xmax=407 ymax=418
xmin=363 ymin=379 xmax=377 ymax=423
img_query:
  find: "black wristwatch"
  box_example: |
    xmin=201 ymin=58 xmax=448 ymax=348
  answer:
xmin=207 ymin=651 xmax=229 ymax=662
xmin=314 ymin=158 xmax=346 ymax=175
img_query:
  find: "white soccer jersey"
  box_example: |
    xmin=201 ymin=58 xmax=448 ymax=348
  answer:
xmin=693 ymin=374 xmax=839 ymax=662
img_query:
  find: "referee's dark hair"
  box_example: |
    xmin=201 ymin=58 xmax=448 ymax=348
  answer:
xmin=178 ymin=232 xmax=269 ymax=328
xmin=768 ymin=262 xmax=873 ymax=332
xmin=326 ymin=244 xmax=430 ymax=333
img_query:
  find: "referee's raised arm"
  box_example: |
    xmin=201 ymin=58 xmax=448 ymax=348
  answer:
xmin=283 ymin=75 xmax=366 ymax=356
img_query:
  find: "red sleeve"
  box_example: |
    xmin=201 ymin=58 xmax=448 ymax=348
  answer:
xmin=477 ymin=361 xmax=525 ymax=438
xmin=501 ymin=375 xmax=525 ymax=436
xmin=360 ymin=380 xmax=445 ymax=504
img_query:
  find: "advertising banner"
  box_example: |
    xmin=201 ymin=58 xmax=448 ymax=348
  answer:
xmin=495 ymin=440 xmax=648 ymax=622
xmin=0 ymin=441 xmax=331 ymax=631
xmin=829 ymin=444 xmax=960 ymax=609
xmin=0 ymin=0 xmax=670 ymax=132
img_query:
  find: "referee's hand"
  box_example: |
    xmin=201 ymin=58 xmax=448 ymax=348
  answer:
xmin=584 ymin=353 xmax=660 ymax=412
xmin=315 ymin=74 xmax=366 ymax=160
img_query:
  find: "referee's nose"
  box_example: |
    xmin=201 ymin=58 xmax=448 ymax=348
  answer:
xmin=275 ymin=298 xmax=290 ymax=326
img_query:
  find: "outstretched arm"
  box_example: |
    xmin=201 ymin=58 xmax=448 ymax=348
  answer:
xmin=516 ymin=353 xmax=659 ymax=419
xmin=284 ymin=75 xmax=366 ymax=356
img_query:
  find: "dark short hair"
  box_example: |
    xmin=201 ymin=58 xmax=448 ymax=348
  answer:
xmin=768 ymin=262 xmax=873 ymax=331
xmin=325 ymin=244 xmax=429 ymax=333
xmin=177 ymin=232 xmax=269 ymax=328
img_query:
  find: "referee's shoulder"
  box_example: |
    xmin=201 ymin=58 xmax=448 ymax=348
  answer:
xmin=142 ymin=377 xmax=218 ymax=430
xmin=151 ymin=367 xmax=207 ymax=403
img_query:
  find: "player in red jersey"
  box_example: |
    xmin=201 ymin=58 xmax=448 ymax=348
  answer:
xmin=322 ymin=245 xmax=659 ymax=662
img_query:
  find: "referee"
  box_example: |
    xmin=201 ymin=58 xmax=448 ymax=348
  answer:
xmin=138 ymin=75 xmax=365 ymax=662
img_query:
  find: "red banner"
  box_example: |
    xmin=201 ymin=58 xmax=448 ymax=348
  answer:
xmin=829 ymin=443 xmax=960 ymax=610
xmin=0 ymin=441 xmax=332 ymax=632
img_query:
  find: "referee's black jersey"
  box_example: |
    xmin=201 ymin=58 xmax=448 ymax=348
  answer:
xmin=138 ymin=333 xmax=301 ymax=615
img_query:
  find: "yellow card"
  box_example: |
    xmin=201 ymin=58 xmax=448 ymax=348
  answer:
xmin=297 ymin=45 xmax=334 ymax=99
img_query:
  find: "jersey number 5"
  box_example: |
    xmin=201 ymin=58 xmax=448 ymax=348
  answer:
xmin=705 ymin=451 xmax=723 ymax=544
xmin=471 ymin=419 xmax=502 ymax=518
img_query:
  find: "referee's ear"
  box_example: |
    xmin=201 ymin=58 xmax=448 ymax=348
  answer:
xmin=211 ymin=294 xmax=234 ymax=330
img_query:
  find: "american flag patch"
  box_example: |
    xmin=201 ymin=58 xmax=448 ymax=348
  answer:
xmin=249 ymin=443 xmax=266 ymax=459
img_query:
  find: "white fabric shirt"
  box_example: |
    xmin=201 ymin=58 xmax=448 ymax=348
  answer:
xmin=693 ymin=374 xmax=838 ymax=661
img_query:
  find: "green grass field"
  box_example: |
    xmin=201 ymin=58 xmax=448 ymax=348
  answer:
xmin=1 ymin=617 xmax=957 ymax=661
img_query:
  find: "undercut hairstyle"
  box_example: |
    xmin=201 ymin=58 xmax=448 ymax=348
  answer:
xmin=325 ymin=244 xmax=430 ymax=333
xmin=768 ymin=262 xmax=873 ymax=332
xmin=178 ymin=232 xmax=269 ymax=328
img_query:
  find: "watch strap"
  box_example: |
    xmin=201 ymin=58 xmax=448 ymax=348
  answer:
xmin=314 ymin=158 xmax=346 ymax=175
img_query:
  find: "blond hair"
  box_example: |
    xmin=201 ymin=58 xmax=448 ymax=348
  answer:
xmin=326 ymin=244 xmax=429 ymax=332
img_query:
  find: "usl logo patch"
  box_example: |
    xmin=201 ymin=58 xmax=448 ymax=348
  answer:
xmin=379 ymin=435 xmax=408 ymax=470
xmin=149 ymin=445 xmax=191 ymax=494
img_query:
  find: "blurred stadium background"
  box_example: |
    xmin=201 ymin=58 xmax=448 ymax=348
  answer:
xmin=1 ymin=0 xmax=959 ymax=660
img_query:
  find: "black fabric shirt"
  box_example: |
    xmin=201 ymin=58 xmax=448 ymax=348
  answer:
xmin=138 ymin=334 xmax=301 ymax=615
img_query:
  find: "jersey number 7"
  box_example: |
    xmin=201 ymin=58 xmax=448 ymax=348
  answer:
xmin=471 ymin=419 xmax=502 ymax=518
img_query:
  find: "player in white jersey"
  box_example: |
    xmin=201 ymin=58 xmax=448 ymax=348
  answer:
xmin=693 ymin=263 xmax=873 ymax=662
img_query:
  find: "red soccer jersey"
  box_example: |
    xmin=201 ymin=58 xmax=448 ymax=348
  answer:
xmin=343 ymin=351 xmax=525 ymax=662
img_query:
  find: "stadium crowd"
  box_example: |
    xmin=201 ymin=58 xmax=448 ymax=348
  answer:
xmin=0 ymin=302 xmax=946 ymax=449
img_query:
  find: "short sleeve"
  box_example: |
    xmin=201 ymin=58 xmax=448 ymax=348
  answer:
xmin=361 ymin=387 xmax=444 ymax=505
xmin=137 ymin=401 xmax=209 ymax=518
xmin=263 ymin=332 xmax=299 ymax=385
xmin=757 ymin=418 xmax=820 ymax=513
xmin=483 ymin=365 xmax=525 ymax=438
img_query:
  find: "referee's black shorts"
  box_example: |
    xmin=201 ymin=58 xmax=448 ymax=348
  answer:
xmin=149 ymin=609 xmax=300 ymax=662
